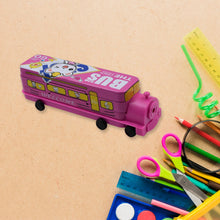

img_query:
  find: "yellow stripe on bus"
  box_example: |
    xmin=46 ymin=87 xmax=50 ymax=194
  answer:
xmin=47 ymin=84 xmax=66 ymax=95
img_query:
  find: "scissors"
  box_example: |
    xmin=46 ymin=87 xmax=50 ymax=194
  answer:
xmin=137 ymin=133 xmax=208 ymax=207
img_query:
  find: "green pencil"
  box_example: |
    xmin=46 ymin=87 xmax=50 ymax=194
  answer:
xmin=154 ymin=179 xmax=183 ymax=191
xmin=184 ymin=142 xmax=220 ymax=163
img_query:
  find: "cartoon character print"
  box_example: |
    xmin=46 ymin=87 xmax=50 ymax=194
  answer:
xmin=45 ymin=61 xmax=77 ymax=77
xmin=40 ymin=60 xmax=82 ymax=83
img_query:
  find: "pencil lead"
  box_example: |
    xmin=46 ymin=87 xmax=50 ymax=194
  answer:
xmin=197 ymin=115 xmax=202 ymax=121
xmin=184 ymin=166 xmax=192 ymax=172
xmin=174 ymin=116 xmax=179 ymax=121
xmin=174 ymin=116 xmax=184 ymax=123
xmin=163 ymin=159 xmax=175 ymax=168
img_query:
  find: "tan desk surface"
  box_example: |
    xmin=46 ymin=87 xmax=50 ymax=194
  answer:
xmin=0 ymin=1 xmax=220 ymax=219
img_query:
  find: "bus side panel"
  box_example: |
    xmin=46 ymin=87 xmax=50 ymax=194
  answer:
xmin=21 ymin=74 xmax=126 ymax=120
xmin=21 ymin=76 xmax=88 ymax=110
xmin=49 ymin=80 xmax=128 ymax=115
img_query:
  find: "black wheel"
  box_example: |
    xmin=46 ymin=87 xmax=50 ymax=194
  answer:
xmin=125 ymin=126 xmax=136 ymax=137
xmin=35 ymin=100 xmax=45 ymax=111
xmin=96 ymin=118 xmax=107 ymax=130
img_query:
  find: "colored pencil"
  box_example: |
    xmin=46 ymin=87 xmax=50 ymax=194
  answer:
xmin=204 ymin=121 xmax=220 ymax=135
xmin=206 ymin=180 xmax=220 ymax=191
xmin=184 ymin=142 xmax=220 ymax=163
xmin=185 ymin=167 xmax=220 ymax=185
xmin=175 ymin=116 xmax=220 ymax=147
xmin=164 ymin=159 xmax=208 ymax=183
xmin=164 ymin=159 xmax=220 ymax=191
xmin=197 ymin=115 xmax=220 ymax=135
xmin=182 ymin=158 xmax=220 ymax=179
xmin=153 ymin=178 xmax=184 ymax=191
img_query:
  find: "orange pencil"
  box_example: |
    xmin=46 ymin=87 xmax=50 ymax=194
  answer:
xmin=175 ymin=116 xmax=220 ymax=147
xmin=197 ymin=115 xmax=220 ymax=135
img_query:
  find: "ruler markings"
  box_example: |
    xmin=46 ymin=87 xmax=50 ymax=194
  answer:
xmin=184 ymin=28 xmax=220 ymax=87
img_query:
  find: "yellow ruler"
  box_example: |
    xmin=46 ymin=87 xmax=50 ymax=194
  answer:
xmin=184 ymin=28 xmax=220 ymax=88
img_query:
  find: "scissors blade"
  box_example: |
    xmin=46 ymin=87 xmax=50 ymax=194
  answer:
xmin=173 ymin=170 xmax=207 ymax=202
xmin=181 ymin=189 xmax=203 ymax=207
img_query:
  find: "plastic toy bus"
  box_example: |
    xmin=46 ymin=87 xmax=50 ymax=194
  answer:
xmin=20 ymin=55 xmax=161 ymax=137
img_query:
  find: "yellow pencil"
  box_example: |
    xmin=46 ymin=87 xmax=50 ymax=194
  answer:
xmin=185 ymin=167 xmax=220 ymax=185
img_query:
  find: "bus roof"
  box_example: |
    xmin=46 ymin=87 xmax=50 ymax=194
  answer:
xmin=21 ymin=55 xmax=139 ymax=95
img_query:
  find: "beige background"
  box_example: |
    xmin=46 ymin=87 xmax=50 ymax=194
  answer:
xmin=0 ymin=1 xmax=220 ymax=219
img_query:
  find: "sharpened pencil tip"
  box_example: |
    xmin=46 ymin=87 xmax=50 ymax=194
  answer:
xmin=174 ymin=116 xmax=179 ymax=121
xmin=163 ymin=159 xmax=174 ymax=168
xmin=197 ymin=115 xmax=202 ymax=121
xmin=184 ymin=166 xmax=191 ymax=172
xmin=174 ymin=116 xmax=184 ymax=124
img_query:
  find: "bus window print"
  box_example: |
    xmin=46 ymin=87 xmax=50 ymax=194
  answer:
xmin=20 ymin=54 xmax=161 ymax=137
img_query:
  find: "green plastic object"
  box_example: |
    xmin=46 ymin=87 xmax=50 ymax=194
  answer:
xmin=184 ymin=142 xmax=220 ymax=163
xmin=154 ymin=179 xmax=183 ymax=191
xmin=181 ymin=44 xmax=220 ymax=118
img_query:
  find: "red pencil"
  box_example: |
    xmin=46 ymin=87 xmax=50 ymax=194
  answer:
xmin=175 ymin=116 xmax=220 ymax=148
